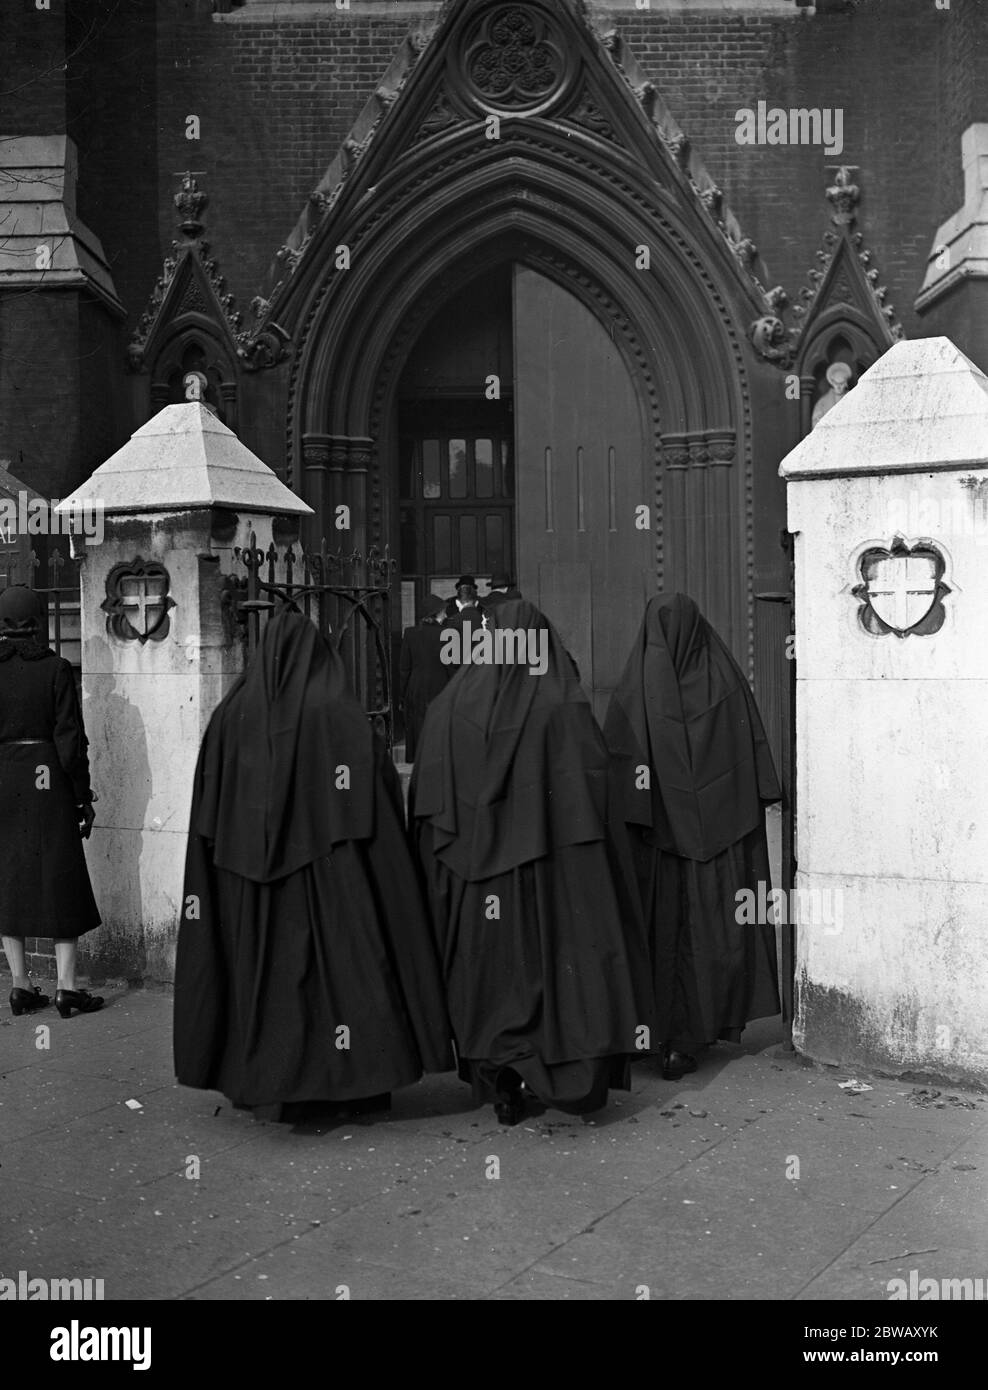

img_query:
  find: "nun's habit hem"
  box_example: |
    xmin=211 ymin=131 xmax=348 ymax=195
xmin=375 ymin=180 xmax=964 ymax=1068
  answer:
xmin=629 ymin=823 xmax=780 ymax=1056
xmin=414 ymin=823 xmax=649 ymax=1115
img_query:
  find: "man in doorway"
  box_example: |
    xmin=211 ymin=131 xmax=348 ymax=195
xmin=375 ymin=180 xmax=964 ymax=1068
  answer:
xmin=444 ymin=575 xmax=481 ymax=620
xmin=443 ymin=575 xmax=484 ymax=669
xmin=399 ymin=594 xmax=450 ymax=763
xmin=481 ymin=572 xmax=522 ymax=611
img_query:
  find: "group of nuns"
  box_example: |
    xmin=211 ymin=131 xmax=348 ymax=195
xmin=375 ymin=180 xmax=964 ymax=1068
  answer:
xmin=173 ymin=594 xmax=782 ymax=1126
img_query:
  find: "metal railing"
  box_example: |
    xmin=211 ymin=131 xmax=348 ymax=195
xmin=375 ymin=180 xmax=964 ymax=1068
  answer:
xmin=0 ymin=547 xmax=81 ymax=666
xmin=226 ymin=532 xmax=397 ymax=749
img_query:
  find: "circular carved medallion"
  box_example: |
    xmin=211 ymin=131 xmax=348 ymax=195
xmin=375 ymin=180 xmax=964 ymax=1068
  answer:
xmin=462 ymin=4 xmax=571 ymax=115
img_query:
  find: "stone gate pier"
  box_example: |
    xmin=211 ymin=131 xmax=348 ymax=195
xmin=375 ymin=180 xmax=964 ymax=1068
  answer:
xmin=56 ymin=403 xmax=311 ymax=982
xmin=780 ymin=337 xmax=988 ymax=1087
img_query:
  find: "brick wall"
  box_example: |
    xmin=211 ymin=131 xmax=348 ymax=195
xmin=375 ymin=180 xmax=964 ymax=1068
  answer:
xmin=153 ymin=3 xmax=413 ymax=319
xmin=2 ymin=0 xmax=67 ymax=134
xmin=620 ymin=0 xmax=958 ymax=339
xmin=120 ymin=0 xmax=976 ymax=345
xmin=4 ymin=0 xmax=986 ymax=478
xmin=0 ymin=293 xmax=82 ymax=501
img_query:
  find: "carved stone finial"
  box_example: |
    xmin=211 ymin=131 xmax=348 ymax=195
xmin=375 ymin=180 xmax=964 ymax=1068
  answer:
xmin=731 ymin=235 xmax=758 ymax=268
xmin=826 ymin=166 xmax=860 ymax=226
xmin=238 ymin=322 xmax=291 ymax=373
xmin=636 ymin=81 xmax=657 ymax=118
xmin=749 ymin=315 xmax=795 ymax=368
xmin=667 ymin=132 xmax=691 ymax=170
xmin=174 ymin=173 xmax=207 ymax=240
xmin=700 ymin=184 xmax=723 ymax=222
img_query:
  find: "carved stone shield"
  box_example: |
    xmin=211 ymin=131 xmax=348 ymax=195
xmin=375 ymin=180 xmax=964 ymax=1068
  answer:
xmin=864 ymin=550 xmax=938 ymax=631
xmin=853 ymin=539 xmax=948 ymax=638
xmin=102 ymin=559 xmax=175 ymax=644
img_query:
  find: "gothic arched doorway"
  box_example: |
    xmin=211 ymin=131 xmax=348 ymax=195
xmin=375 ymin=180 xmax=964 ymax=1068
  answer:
xmin=390 ymin=253 xmax=653 ymax=720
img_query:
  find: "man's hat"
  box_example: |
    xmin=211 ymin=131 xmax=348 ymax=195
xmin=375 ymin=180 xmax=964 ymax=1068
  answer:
xmin=489 ymin=572 xmax=514 ymax=590
xmin=455 ymin=575 xmax=476 ymax=589
xmin=419 ymin=594 xmax=445 ymax=618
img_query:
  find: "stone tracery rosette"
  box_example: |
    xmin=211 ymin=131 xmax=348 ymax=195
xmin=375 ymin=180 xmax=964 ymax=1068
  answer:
xmin=458 ymin=2 xmax=576 ymax=116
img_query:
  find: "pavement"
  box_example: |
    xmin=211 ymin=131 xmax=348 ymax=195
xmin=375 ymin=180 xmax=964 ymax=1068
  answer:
xmin=1 ymin=982 xmax=985 ymax=1302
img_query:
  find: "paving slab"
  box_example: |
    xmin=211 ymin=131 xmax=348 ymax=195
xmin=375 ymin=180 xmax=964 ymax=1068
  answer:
xmin=2 ymin=979 xmax=985 ymax=1301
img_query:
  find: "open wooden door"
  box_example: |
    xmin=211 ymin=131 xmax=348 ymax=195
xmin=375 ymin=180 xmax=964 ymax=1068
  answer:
xmin=513 ymin=265 xmax=654 ymax=722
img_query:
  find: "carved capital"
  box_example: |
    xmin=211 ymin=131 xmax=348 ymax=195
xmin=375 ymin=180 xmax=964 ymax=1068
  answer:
xmin=302 ymin=436 xmax=332 ymax=470
xmin=661 ymin=433 xmax=691 ymax=470
xmin=348 ymin=438 xmax=375 ymax=472
xmin=688 ymin=436 xmax=710 ymax=468
xmin=327 ymin=437 xmax=351 ymax=471
xmin=706 ymin=430 xmax=736 ymax=466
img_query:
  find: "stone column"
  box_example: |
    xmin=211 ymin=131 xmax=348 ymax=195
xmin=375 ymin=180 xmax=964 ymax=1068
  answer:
xmin=780 ymin=337 xmax=988 ymax=1086
xmin=56 ymin=403 xmax=311 ymax=983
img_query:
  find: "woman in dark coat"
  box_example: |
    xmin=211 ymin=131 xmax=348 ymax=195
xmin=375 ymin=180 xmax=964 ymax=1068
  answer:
xmin=603 ymin=592 xmax=782 ymax=1079
xmin=173 ymin=606 xmax=454 ymax=1119
xmin=0 ymin=586 xmax=102 ymax=1019
xmin=409 ymin=600 xmax=655 ymax=1125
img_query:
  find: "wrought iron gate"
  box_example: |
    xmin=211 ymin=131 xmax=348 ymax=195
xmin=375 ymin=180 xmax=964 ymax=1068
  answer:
xmin=227 ymin=532 xmax=397 ymax=750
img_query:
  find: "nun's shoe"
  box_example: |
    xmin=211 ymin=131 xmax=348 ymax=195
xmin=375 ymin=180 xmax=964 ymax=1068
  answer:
xmin=494 ymin=1094 xmax=525 ymax=1126
xmin=55 ymin=989 xmax=104 ymax=1019
xmin=493 ymin=1078 xmax=526 ymax=1126
xmin=660 ymin=1047 xmax=697 ymax=1080
xmin=10 ymin=986 xmax=50 ymax=1016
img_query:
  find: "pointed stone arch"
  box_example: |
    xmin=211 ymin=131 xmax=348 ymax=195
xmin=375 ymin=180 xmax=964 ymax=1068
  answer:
xmin=241 ymin=0 xmax=787 ymax=668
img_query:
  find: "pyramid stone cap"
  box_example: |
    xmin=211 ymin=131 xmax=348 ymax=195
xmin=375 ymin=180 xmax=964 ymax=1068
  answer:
xmin=779 ymin=337 xmax=988 ymax=480
xmin=55 ymin=404 xmax=313 ymax=517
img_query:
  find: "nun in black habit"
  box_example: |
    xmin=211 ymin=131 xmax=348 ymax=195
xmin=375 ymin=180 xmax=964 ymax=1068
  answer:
xmin=603 ymin=593 xmax=782 ymax=1079
xmin=409 ymin=600 xmax=655 ymax=1125
xmin=173 ymin=607 xmax=454 ymax=1117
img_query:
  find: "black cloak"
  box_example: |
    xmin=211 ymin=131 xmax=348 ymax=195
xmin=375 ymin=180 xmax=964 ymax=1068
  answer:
xmin=409 ymin=600 xmax=655 ymax=1113
xmin=173 ymin=608 xmax=454 ymax=1107
xmin=399 ymin=619 xmax=451 ymax=763
xmin=603 ymin=593 xmax=782 ymax=1052
xmin=0 ymin=586 xmax=99 ymax=940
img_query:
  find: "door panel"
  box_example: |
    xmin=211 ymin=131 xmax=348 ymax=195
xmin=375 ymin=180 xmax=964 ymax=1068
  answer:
xmin=513 ymin=265 xmax=654 ymax=721
xmin=399 ymin=402 xmax=514 ymax=606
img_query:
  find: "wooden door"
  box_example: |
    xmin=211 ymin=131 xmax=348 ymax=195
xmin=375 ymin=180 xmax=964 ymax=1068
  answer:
xmin=513 ymin=265 xmax=654 ymax=722
xmin=398 ymin=400 xmax=514 ymax=616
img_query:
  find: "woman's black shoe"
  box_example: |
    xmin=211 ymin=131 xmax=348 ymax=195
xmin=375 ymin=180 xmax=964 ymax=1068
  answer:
xmin=660 ymin=1046 xmax=698 ymax=1081
xmin=10 ymin=986 xmax=50 ymax=1017
xmin=55 ymin=989 xmax=104 ymax=1019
